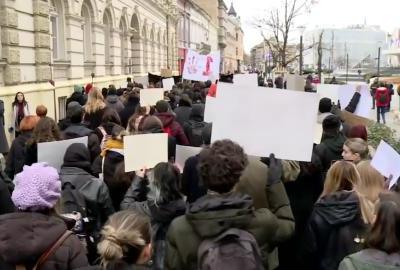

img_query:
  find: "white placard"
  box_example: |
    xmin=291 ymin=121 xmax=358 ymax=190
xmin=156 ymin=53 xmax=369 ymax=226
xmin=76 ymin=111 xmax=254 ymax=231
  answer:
xmin=182 ymin=50 xmax=221 ymax=82
xmin=124 ymin=134 xmax=168 ymax=172
xmin=371 ymin=140 xmax=400 ymax=189
xmin=134 ymin=76 xmax=149 ymax=88
xmin=162 ymin=78 xmax=175 ymax=91
xmin=140 ymin=88 xmax=165 ymax=106
xmin=233 ymin=73 xmax=258 ymax=87
xmin=204 ymin=96 xmax=217 ymax=123
xmin=314 ymin=123 xmax=323 ymax=144
xmin=286 ymin=74 xmax=304 ymax=91
xmin=175 ymin=145 xmax=202 ymax=173
xmin=338 ymin=84 xmax=371 ymax=118
xmin=317 ymin=84 xmax=340 ymax=103
xmin=211 ymin=84 xmax=319 ymax=161
xmin=38 ymin=137 xmax=88 ymax=172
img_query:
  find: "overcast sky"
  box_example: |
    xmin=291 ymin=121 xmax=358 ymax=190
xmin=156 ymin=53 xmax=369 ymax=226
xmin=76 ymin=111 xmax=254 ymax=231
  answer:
xmin=224 ymin=0 xmax=400 ymax=53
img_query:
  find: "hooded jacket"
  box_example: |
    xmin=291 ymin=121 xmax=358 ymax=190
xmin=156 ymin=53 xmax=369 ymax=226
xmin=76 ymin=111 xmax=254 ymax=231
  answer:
xmin=183 ymin=104 xmax=207 ymax=147
xmin=312 ymin=131 xmax=346 ymax=174
xmin=121 ymin=177 xmax=186 ymax=270
xmin=0 ymin=212 xmax=88 ymax=270
xmin=66 ymin=91 xmax=86 ymax=107
xmin=339 ymin=249 xmax=400 ymax=270
xmin=302 ymin=191 xmax=368 ymax=270
xmin=154 ymin=112 xmax=189 ymax=146
xmin=60 ymin=143 xmax=115 ymax=238
xmin=106 ymin=95 xmax=125 ymax=113
xmin=166 ymin=182 xmax=295 ymax=270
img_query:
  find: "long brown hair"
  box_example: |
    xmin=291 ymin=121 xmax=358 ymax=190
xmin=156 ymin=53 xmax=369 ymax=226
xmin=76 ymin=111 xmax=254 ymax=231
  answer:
xmin=28 ymin=117 xmax=61 ymax=145
xmin=321 ymin=160 xmax=360 ymax=197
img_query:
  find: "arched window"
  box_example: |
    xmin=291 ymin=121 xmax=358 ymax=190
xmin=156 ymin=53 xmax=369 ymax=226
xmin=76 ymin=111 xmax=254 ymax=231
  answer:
xmin=103 ymin=9 xmax=112 ymax=64
xmin=81 ymin=0 xmax=93 ymax=61
xmin=50 ymin=0 xmax=65 ymax=60
xmin=119 ymin=19 xmax=127 ymax=73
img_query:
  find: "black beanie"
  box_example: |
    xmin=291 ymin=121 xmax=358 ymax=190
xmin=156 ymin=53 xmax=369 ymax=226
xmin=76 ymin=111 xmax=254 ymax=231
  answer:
xmin=322 ymin=115 xmax=341 ymax=131
xmin=319 ymin=98 xmax=332 ymax=113
xmin=156 ymin=100 xmax=169 ymax=113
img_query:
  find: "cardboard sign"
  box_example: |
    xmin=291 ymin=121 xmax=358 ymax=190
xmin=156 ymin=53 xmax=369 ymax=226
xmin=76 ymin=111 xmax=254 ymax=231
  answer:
xmin=233 ymin=73 xmax=258 ymax=87
xmin=140 ymin=88 xmax=165 ymax=106
xmin=175 ymin=145 xmax=202 ymax=173
xmin=286 ymin=74 xmax=304 ymax=91
xmin=38 ymin=137 xmax=88 ymax=172
xmin=161 ymin=69 xmax=173 ymax=77
xmin=211 ymin=83 xmax=319 ymax=161
xmin=162 ymin=78 xmax=175 ymax=91
xmin=371 ymin=140 xmax=400 ymax=189
xmin=124 ymin=134 xmax=168 ymax=172
xmin=338 ymin=84 xmax=371 ymax=118
xmin=182 ymin=50 xmax=220 ymax=82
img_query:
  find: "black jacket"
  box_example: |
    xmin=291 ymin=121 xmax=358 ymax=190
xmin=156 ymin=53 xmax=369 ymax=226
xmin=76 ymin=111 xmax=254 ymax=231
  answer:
xmin=119 ymin=97 xmax=140 ymax=128
xmin=66 ymin=92 xmax=86 ymax=107
xmin=344 ymin=92 xmax=361 ymax=113
xmin=62 ymin=123 xmax=101 ymax=163
xmin=0 ymin=178 xmax=14 ymax=215
xmin=5 ymin=131 xmax=32 ymax=179
xmin=60 ymin=143 xmax=115 ymax=238
xmin=83 ymin=108 xmax=107 ymax=130
xmin=121 ymin=177 xmax=186 ymax=270
xmin=302 ymin=191 xmax=368 ymax=270
xmin=174 ymin=106 xmax=192 ymax=127
xmin=181 ymin=155 xmax=206 ymax=203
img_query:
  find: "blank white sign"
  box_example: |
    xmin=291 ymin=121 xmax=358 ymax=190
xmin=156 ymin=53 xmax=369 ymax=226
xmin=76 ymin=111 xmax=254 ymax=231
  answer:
xmin=204 ymin=96 xmax=217 ymax=123
xmin=124 ymin=133 xmax=168 ymax=172
xmin=175 ymin=145 xmax=202 ymax=173
xmin=371 ymin=140 xmax=400 ymax=189
xmin=140 ymin=88 xmax=165 ymax=106
xmin=162 ymin=78 xmax=175 ymax=91
xmin=38 ymin=136 xmax=88 ymax=172
xmin=233 ymin=74 xmax=258 ymax=87
xmin=134 ymin=75 xmax=149 ymax=88
xmin=338 ymin=84 xmax=371 ymax=118
xmin=317 ymin=84 xmax=340 ymax=103
xmin=286 ymin=74 xmax=304 ymax=91
xmin=211 ymin=84 xmax=319 ymax=161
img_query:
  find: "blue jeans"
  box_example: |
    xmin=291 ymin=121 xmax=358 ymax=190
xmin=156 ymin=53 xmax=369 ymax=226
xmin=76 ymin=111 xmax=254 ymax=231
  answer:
xmin=377 ymin=106 xmax=386 ymax=124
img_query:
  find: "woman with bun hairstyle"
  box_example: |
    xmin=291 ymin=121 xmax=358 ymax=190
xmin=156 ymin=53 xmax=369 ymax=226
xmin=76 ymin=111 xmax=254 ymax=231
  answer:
xmin=97 ymin=210 xmax=152 ymax=270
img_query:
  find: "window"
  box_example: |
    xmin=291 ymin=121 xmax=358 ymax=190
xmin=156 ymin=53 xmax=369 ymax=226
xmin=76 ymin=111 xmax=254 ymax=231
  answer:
xmin=81 ymin=2 xmax=93 ymax=61
xmin=50 ymin=0 xmax=65 ymax=60
xmin=50 ymin=16 xmax=58 ymax=59
xmin=103 ymin=10 xmax=112 ymax=64
xmin=58 ymin=96 xmax=67 ymax=120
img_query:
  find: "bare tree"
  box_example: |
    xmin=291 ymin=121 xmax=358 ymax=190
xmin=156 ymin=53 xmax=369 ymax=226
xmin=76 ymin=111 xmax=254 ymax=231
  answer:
xmin=253 ymin=0 xmax=314 ymax=68
xmin=317 ymin=30 xmax=324 ymax=81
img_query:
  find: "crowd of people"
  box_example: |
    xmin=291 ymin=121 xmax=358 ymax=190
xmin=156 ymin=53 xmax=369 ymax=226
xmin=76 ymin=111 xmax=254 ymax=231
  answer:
xmin=0 ymin=76 xmax=399 ymax=270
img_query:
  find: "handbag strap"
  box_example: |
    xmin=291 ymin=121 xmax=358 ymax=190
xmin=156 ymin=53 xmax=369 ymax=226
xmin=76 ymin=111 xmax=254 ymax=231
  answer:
xmin=32 ymin=230 xmax=73 ymax=270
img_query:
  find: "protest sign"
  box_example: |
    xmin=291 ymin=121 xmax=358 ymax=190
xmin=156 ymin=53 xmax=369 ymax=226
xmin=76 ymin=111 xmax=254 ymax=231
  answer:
xmin=339 ymin=84 xmax=371 ymax=118
xmin=317 ymin=84 xmax=340 ymax=103
xmin=175 ymin=145 xmax=202 ymax=173
xmin=161 ymin=69 xmax=173 ymax=77
xmin=38 ymin=137 xmax=88 ymax=171
xmin=233 ymin=73 xmax=258 ymax=87
xmin=204 ymin=96 xmax=217 ymax=123
xmin=140 ymin=88 xmax=165 ymax=106
xmin=182 ymin=50 xmax=220 ymax=82
xmin=211 ymin=83 xmax=318 ymax=161
xmin=124 ymin=134 xmax=168 ymax=172
xmin=286 ymin=74 xmax=304 ymax=91
xmin=371 ymin=140 xmax=400 ymax=189
xmin=134 ymin=75 xmax=149 ymax=88
xmin=162 ymin=78 xmax=175 ymax=91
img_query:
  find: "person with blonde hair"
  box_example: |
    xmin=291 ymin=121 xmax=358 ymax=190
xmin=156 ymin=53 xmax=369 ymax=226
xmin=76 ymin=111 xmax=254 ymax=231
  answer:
xmin=302 ymin=161 xmax=371 ymax=270
xmin=83 ymin=87 xmax=107 ymax=129
xmin=342 ymin=138 xmax=369 ymax=163
xmin=97 ymin=210 xmax=152 ymax=269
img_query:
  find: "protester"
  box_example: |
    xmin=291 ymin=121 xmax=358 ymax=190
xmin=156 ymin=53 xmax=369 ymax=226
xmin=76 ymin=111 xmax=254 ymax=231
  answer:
xmin=154 ymin=100 xmax=189 ymax=145
xmin=106 ymin=86 xmax=124 ymax=113
xmin=0 ymin=99 xmax=8 ymax=155
xmin=119 ymin=90 xmax=140 ymax=128
xmin=166 ymin=140 xmax=294 ymax=269
xmin=0 ymin=163 xmax=89 ymax=270
xmin=60 ymin=143 xmax=114 ymax=262
xmin=102 ymin=87 xmax=108 ymax=100
xmin=97 ymin=210 xmax=152 ymax=269
xmin=35 ymin=105 xmax=47 ymax=118
xmin=183 ymin=104 xmax=208 ymax=147
xmin=173 ymin=94 xmax=192 ymax=127
xmin=302 ymin=160 xmax=372 ymax=270
xmin=10 ymin=92 xmax=30 ymax=138
xmin=375 ymin=82 xmax=390 ymax=124
xmin=5 ymin=115 xmax=40 ymax=179
xmin=370 ymin=78 xmax=379 ymax=110
xmin=275 ymin=76 xmax=284 ymax=89
xmin=62 ymin=104 xmax=101 ymax=162
xmin=94 ymin=108 xmax=122 ymax=151
xmin=339 ymin=193 xmax=400 ymax=269
xmin=317 ymin=98 xmax=334 ymax=124
xmin=107 ymin=162 xmax=134 ymax=211
xmin=24 ymin=117 xmax=61 ymax=166
xmin=342 ymin=138 xmax=369 ymax=163
xmin=387 ymin=83 xmax=395 ymax=112
xmin=83 ymin=87 xmax=107 ymax=130
xmin=67 ymin=85 xmax=86 ymax=106
xmin=121 ymin=162 xmax=186 ymax=269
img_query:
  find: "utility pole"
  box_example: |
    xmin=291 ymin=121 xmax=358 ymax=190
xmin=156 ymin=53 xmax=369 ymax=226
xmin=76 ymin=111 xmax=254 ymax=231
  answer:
xmin=346 ymin=53 xmax=349 ymax=83
xmin=377 ymin=47 xmax=381 ymax=79
xmin=300 ymin=34 xmax=303 ymax=75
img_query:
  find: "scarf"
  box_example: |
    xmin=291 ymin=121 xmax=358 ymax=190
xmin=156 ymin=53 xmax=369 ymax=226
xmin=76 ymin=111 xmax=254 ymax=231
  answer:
xmin=17 ymin=103 xmax=25 ymax=123
xmin=101 ymin=139 xmax=123 ymax=157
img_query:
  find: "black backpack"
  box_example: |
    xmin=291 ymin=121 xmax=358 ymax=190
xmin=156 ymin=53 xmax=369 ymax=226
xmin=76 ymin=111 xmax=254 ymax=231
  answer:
xmin=198 ymin=228 xmax=264 ymax=270
xmin=186 ymin=121 xmax=207 ymax=147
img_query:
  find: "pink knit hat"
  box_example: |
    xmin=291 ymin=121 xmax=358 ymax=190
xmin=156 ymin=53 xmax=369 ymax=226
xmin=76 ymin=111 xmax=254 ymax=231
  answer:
xmin=12 ymin=163 xmax=61 ymax=211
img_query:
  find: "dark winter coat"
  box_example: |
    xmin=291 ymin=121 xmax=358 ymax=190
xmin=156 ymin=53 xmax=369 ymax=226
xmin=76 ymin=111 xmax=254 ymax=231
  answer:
xmin=312 ymin=131 xmax=346 ymax=175
xmin=106 ymin=95 xmax=125 ymax=113
xmin=0 ymin=212 xmax=88 ymax=270
xmin=5 ymin=131 xmax=32 ymax=179
xmin=121 ymin=176 xmax=186 ymax=270
xmin=302 ymin=191 xmax=368 ymax=270
xmin=339 ymin=249 xmax=400 ymax=270
xmin=0 ymin=100 xmax=9 ymax=154
xmin=0 ymin=177 xmax=14 ymax=215
xmin=166 ymin=183 xmax=295 ymax=270
xmin=154 ymin=112 xmax=189 ymax=146
xmin=66 ymin=92 xmax=86 ymax=107
xmin=60 ymin=143 xmax=115 ymax=238
xmin=24 ymin=142 xmax=38 ymax=166
xmin=62 ymin=124 xmax=101 ymax=163
xmin=174 ymin=106 xmax=192 ymax=127
xmin=183 ymin=104 xmax=207 ymax=147
xmin=83 ymin=107 xmax=107 ymax=130
xmin=119 ymin=97 xmax=140 ymax=128
xmin=344 ymin=92 xmax=361 ymax=113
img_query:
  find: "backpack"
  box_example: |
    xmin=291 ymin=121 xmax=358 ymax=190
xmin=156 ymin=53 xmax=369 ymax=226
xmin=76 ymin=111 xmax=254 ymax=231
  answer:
xmin=197 ymin=228 xmax=264 ymax=270
xmin=378 ymin=92 xmax=388 ymax=104
xmin=187 ymin=121 xmax=207 ymax=147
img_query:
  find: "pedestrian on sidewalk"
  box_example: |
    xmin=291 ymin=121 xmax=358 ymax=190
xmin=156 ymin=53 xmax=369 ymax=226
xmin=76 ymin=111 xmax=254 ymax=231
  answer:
xmin=375 ymin=83 xmax=390 ymax=124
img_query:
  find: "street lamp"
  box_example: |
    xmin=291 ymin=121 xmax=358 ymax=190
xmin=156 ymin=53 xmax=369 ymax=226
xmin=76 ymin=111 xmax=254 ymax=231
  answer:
xmin=298 ymin=26 xmax=306 ymax=75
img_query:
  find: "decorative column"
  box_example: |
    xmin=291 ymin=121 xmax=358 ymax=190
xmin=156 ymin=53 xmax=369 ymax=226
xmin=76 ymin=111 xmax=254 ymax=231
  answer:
xmin=33 ymin=0 xmax=52 ymax=82
xmin=1 ymin=0 xmax=20 ymax=85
